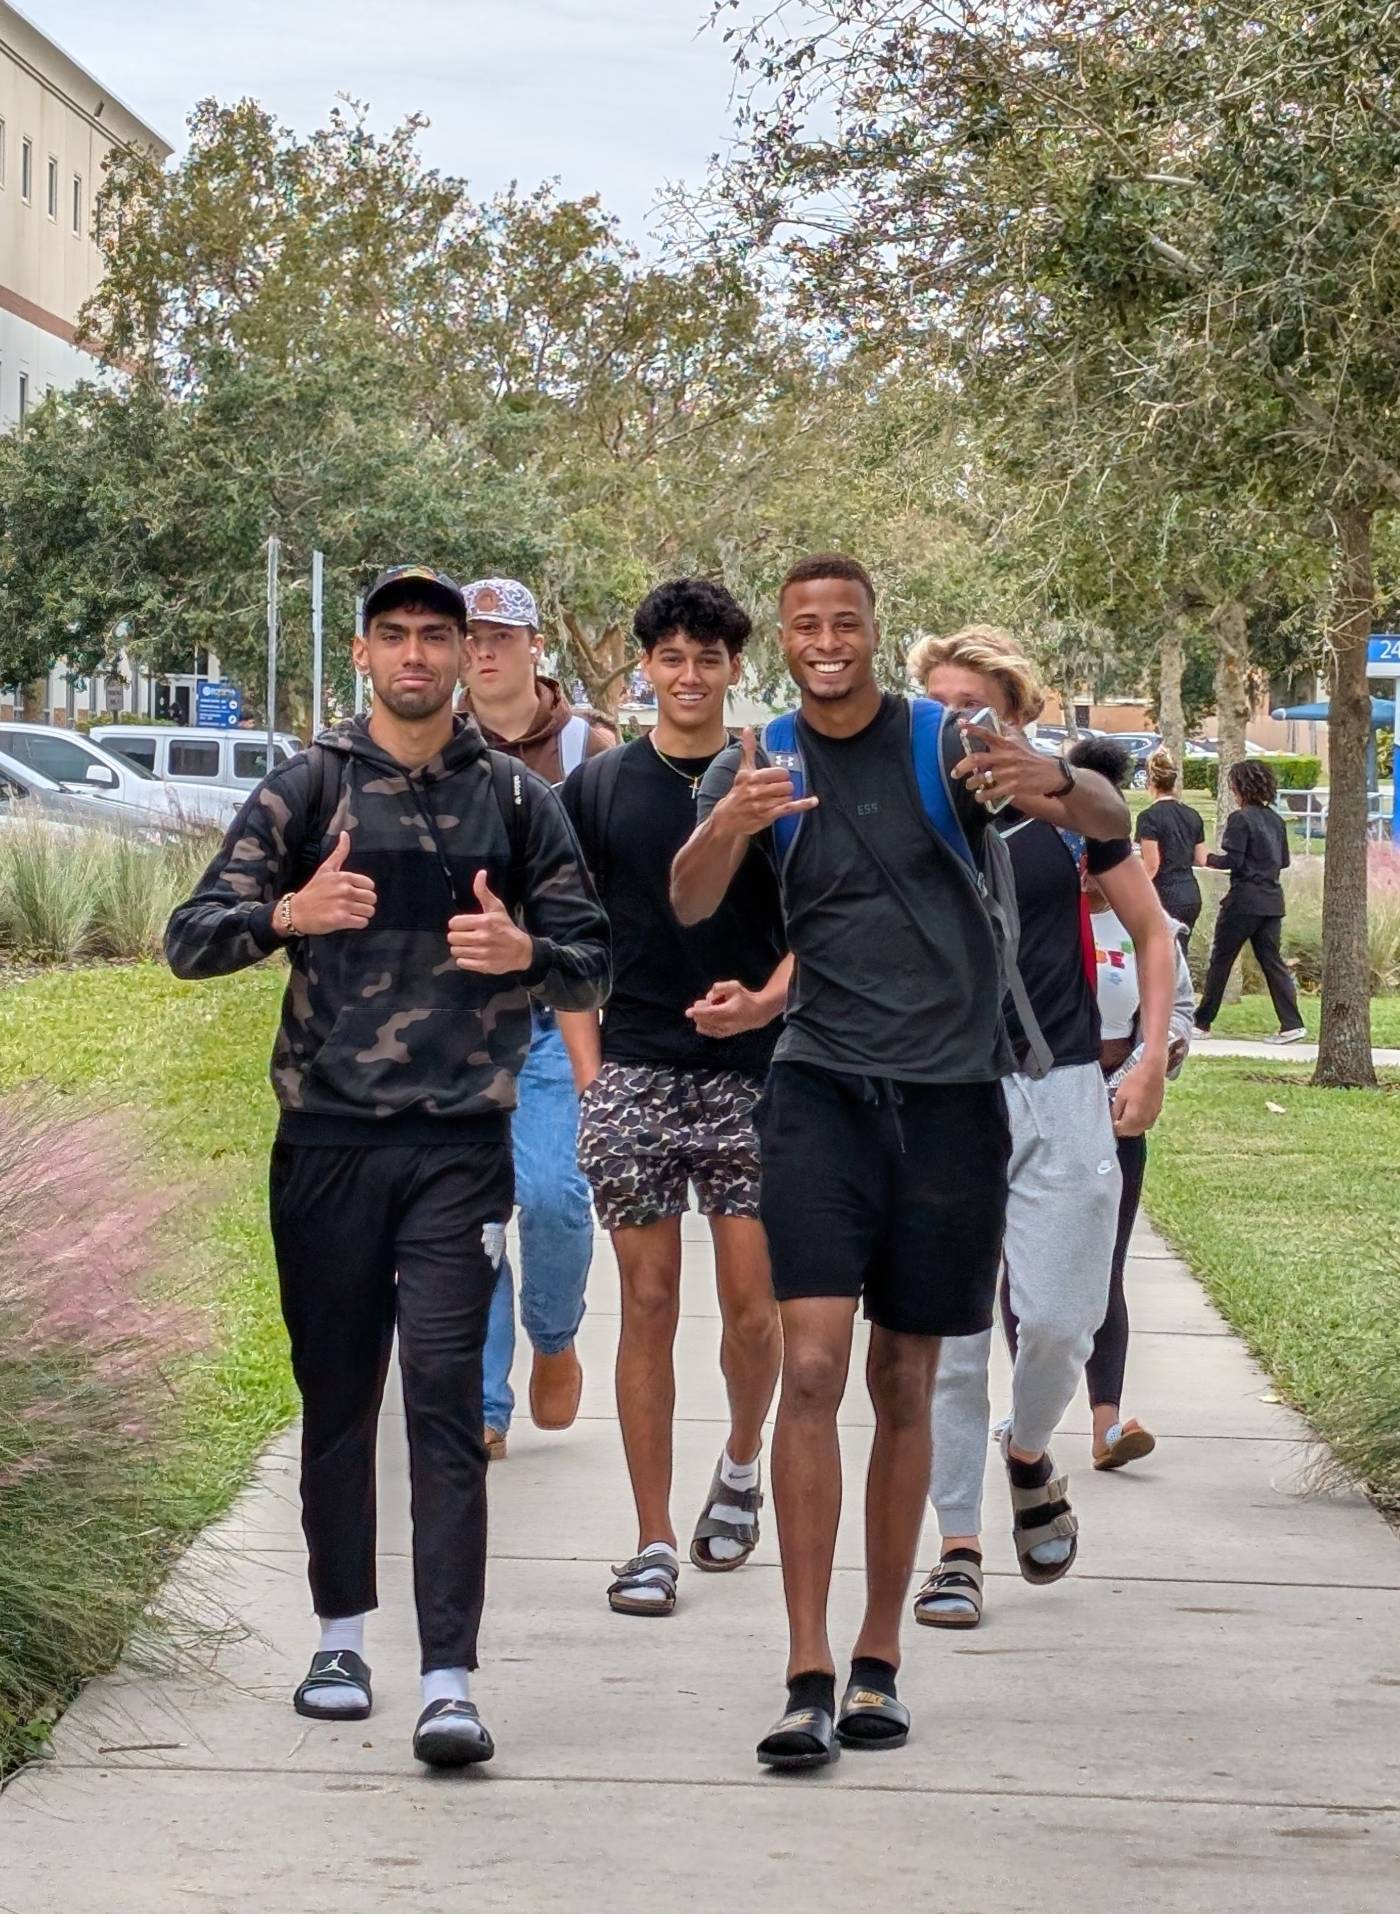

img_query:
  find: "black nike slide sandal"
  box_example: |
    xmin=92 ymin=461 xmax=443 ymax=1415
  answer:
xmin=836 ymin=1682 xmax=911 ymax=1751
xmin=292 ymin=1649 xmax=372 ymax=1722
xmin=412 ymin=1698 xmax=495 ymax=1769
xmin=756 ymin=1705 xmax=840 ymax=1772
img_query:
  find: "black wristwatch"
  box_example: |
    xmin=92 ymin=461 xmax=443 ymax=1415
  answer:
xmin=1047 ymin=757 xmax=1076 ymax=798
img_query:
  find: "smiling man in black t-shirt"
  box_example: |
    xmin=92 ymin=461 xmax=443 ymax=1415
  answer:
xmin=559 ymin=579 xmax=789 ymax=1621
xmin=671 ymin=555 xmax=1129 ymax=1771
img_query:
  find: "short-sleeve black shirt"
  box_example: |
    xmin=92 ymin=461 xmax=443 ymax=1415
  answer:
xmin=997 ymin=812 xmax=1133 ymax=1067
xmin=563 ymin=738 xmax=786 ymax=1073
xmin=698 ymin=696 xmax=1012 ymax=1084
xmin=1135 ymin=798 xmax=1205 ymax=881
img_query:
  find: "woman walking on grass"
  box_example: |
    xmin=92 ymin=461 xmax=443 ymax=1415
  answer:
xmin=1193 ymin=760 xmax=1307 ymax=1044
xmin=1135 ymin=748 xmax=1207 ymax=956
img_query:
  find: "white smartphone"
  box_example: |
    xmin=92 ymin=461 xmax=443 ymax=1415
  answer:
xmin=958 ymin=705 xmax=1012 ymax=814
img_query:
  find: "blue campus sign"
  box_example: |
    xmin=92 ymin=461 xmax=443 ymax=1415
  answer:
xmin=195 ymin=679 xmax=243 ymax=727
xmin=1368 ymin=634 xmax=1400 ymax=676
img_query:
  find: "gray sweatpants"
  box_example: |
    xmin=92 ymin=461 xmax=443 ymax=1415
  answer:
xmin=930 ymin=1062 xmax=1121 ymax=1537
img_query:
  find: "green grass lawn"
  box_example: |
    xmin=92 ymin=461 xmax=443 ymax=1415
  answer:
xmin=1147 ymin=1057 xmax=1400 ymax=1508
xmin=1210 ymin=994 xmax=1400 ymax=1047
xmin=0 ymin=961 xmax=294 ymax=1769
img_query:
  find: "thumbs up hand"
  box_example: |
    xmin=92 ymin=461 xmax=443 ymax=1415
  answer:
xmin=448 ymin=867 xmax=535 ymax=975
xmin=281 ymin=830 xmax=377 ymax=936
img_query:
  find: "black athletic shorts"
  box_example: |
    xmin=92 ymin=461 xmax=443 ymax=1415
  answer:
xmin=756 ymin=1062 xmax=1010 ymax=1337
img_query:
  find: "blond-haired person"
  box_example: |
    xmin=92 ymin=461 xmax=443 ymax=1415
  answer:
xmin=908 ymin=627 xmax=1174 ymax=1629
xmin=1135 ymin=747 xmax=1207 ymax=957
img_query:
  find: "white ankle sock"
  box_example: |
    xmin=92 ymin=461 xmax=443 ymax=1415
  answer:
xmin=706 ymin=1449 xmax=761 ymax=1563
xmin=621 ymin=1540 xmax=679 ymax=1604
xmin=422 ymin=1667 xmax=471 ymax=1710
xmin=299 ymin=1614 xmax=368 ymax=1713
xmin=318 ymin=1616 xmax=366 ymax=1657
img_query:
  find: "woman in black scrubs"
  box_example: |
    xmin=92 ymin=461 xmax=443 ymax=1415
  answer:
xmin=1134 ymin=748 xmax=1206 ymax=954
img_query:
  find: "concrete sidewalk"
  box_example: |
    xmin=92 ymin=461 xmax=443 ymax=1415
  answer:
xmin=3 ymin=1217 xmax=1398 ymax=1911
xmin=1199 ymin=1035 xmax=1400 ymax=1065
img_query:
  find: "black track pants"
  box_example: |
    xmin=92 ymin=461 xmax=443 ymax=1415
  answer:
xmin=269 ymin=1136 xmax=512 ymax=1672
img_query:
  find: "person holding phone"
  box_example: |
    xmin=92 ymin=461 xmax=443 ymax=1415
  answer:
xmin=672 ymin=566 xmax=1126 ymax=1769
xmin=906 ymin=627 xmax=1173 ymax=1632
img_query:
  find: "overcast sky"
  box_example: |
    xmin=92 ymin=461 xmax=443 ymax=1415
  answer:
xmin=32 ymin=0 xmax=742 ymax=241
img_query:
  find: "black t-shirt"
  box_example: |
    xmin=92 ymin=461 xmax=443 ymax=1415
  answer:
xmin=997 ymin=813 xmax=1132 ymax=1068
xmin=699 ymin=695 xmax=1011 ymax=1084
xmin=1209 ymin=803 xmax=1290 ymax=914
xmin=563 ymin=738 xmax=786 ymax=1073
xmin=1136 ymin=798 xmax=1205 ymax=886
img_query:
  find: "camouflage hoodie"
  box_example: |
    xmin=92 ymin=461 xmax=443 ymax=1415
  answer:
xmin=165 ymin=716 xmax=610 ymax=1138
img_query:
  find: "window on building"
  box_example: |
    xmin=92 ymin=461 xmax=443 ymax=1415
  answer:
xmin=47 ymin=156 xmax=58 ymax=221
xmin=72 ymin=174 xmax=82 ymax=236
xmin=17 ymin=373 xmax=28 ymax=426
xmin=21 ymin=137 xmax=32 ymax=203
xmin=169 ymin=740 xmax=221 ymax=779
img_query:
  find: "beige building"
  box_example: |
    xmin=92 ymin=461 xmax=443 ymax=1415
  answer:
xmin=1 ymin=2 xmax=171 ymax=718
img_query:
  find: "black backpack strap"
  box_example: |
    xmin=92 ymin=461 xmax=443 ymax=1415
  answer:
xmin=295 ymin=743 xmax=343 ymax=887
xmin=579 ymin=744 xmax=627 ymax=893
xmin=487 ymin=750 xmax=530 ymax=911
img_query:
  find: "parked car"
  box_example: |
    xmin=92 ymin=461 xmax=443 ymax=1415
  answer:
xmin=0 ymin=723 xmax=236 ymax=828
xmin=1027 ymin=721 xmax=1104 ymax=757
xmin=89 ymin=725 xmax=302 ymax=796
xmin=0 ymin=748 xmax=172 ymax=838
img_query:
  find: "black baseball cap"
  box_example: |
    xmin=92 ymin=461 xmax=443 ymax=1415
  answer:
xmin=362 ymin=565 xmax=467 ymax=626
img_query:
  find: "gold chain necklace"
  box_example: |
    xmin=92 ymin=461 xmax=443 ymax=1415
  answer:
xmin=647 ymin=731 xmax=713 ymax=799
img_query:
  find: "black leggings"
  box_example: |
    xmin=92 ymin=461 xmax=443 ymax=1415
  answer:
xmin=999 ymin=1130 xmax=1147 ymax=1410
xmin=1154 ymin=875 xmax=1201 ymax=958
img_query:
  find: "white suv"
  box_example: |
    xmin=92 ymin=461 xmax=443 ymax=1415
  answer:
xmin=89 ymin=725 xmax=302 ymax=797
xmin=0 ymin=724 xmax=236 ymax=827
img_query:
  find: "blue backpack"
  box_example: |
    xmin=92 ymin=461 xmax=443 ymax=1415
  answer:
xmin=762 ymin=698 xmax=1053 ymax=1079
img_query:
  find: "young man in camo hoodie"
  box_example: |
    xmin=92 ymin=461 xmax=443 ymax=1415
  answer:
xmin=165 ymin=565 xmax=609 ymax=1770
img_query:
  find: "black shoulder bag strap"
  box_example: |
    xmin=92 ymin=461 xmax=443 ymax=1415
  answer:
xmin=295 ymin=744 xmax=344 ymax=887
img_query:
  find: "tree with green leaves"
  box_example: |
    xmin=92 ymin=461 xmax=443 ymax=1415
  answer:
xmin=714 ymin=0 xmax=1399 ymax=1085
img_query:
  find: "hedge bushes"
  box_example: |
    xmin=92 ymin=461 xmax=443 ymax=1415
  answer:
xmin=1181 ymin=754 xmax=1321 ymax=794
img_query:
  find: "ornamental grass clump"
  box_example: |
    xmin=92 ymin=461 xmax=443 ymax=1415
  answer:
xmin=0 ymin=1092 xmax=202 ymax=1770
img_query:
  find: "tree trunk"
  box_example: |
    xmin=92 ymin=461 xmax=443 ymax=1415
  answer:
xmin=1158 ymin=618 xmax=1186 ymax=763
xmin=1314 ymin=506 xmax=1376 ymax=1089
xmin=560 ymin=612 xmax=635 ymax=720
xmin=1058 ymin=679 xmax=1080 ymax=735
xmin=1210 ymin=599 xmax=1251 ymax=842
xmin=21 ymin=677 xmax=47 ymax=721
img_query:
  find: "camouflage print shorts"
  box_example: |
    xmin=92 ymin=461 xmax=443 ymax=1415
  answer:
xmin=577 ymin=1062 xmax=765 ymax=1231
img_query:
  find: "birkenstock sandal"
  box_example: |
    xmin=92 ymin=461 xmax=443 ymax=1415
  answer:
xmin=836 ymin=1682 xmax=911 ymax=1751
xmin=1093 ymin=1419 xmax=1157 ymax=1471
xmin=1004 ymin=1440 xmax=1078 ymax=1586
xmin=756 ymin=1705 xmax=840 ymax=1771
xmin=608 ymin=1551 xmax=679 ymax=1615
xmin=912 ymin=1556 xmax=985 ymax=1629
xmin=293 ymin=1649 xmax=372 ymax=1721
xmin=690 ymin=1455 xmax=763 ymax=1571
xmin=412 ymin=1698 xmax=495 ymax=1768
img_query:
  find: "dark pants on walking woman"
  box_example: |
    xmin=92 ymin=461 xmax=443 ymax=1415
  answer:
xmin=1154 ymin=875 xmax=1201 ymax=959
xmin=1195 ymin=903 xmax=1301 ymax=1030
xmin=999 ymin=1132 xmax=1148 ymax=1412
xmin=269 ymin=1131 xmax=512 ymax=1673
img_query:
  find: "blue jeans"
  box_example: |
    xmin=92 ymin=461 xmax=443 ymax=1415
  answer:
xmin=482 ymin=1016 xmax=594 ymax=1434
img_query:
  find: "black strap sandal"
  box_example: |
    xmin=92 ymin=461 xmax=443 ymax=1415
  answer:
xmin=836 ymin=1681 xmax=911 ymax=1751
xmin=690 ymin=1456 xmax=763 ymax=1571
xmin=912 ymin=1557 xmax=985 ymax=1629
xmin=412 ymin=1698 xmax=495 ymax=1769
xmin=608 ymin=1552 xmax=679 ymax=1615
xmin=292 ymin=1649 xmax=372 ymax=1722
xmin=1006 ymin=1447 xmax=1079 ymax=1586
xmin=756 ymin=1705 xmax=840 ymax=1771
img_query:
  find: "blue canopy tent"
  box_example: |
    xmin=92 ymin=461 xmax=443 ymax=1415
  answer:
xmin=1268 ymin=696 xmax=1397 ymax=842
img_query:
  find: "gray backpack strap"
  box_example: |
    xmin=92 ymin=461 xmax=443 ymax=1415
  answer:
xmin=980 ymin=824 xmax=1055 ymax=1080
xmin=557 ymin=714 xmax=590 ymax=781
